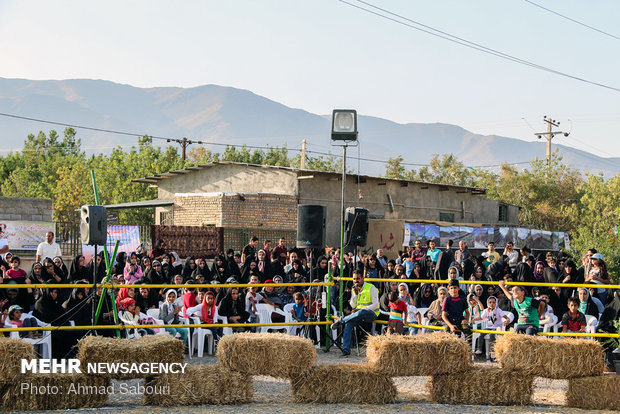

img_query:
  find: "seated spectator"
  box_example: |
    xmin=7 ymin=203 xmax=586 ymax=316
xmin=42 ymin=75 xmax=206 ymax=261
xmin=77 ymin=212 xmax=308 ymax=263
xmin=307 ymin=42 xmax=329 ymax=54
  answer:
xmin=119 ymin=297 xmax=154 ymax=336
xmin=7 ymin=304 xmax=41 ymax=338
xmin=5 ymin=256 xmax=27 ymax=279
xmin=537 ymin=292 xmax=555 ymax=330
xmin=426 ymin=287 xmax=448 ymax=330
xmin=576 ymin=287 xmax=600 ymax=319
xmin=562 ymin=297 xmax=587 ymax=333
xmin=158 ymin=289 xmax=188 ymax=346
xmin=186 ymin=290 xmax=222 ymax=342
xmin=279 ymin=285 xmax=296 ymax=307
xmin=218 ymin=287 xmax=249 ymax=330
xmin=476 ymin=296 xmax=510 ymax=361
xmin=498 ymin=280 xmax=545 ymax=335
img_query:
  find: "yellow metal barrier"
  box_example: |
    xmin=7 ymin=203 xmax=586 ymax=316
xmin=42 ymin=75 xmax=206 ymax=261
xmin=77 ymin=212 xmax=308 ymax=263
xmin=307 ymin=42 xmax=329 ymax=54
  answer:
xmin=338 ymin=277 xmax=620 ymax=290
xmin=0 ymin=282 xmax=334 ymax=289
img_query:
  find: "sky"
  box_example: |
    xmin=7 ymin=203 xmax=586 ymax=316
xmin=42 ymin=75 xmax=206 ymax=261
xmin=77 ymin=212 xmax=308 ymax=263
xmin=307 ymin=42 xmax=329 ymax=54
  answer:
xmin=1 ymin=0 xmax=619 ymax=160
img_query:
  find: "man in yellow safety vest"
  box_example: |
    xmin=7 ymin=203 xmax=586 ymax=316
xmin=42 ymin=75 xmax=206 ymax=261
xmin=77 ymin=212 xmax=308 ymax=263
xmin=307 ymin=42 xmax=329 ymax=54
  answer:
xmin=332 ymin=270 xmax=379 ymax=356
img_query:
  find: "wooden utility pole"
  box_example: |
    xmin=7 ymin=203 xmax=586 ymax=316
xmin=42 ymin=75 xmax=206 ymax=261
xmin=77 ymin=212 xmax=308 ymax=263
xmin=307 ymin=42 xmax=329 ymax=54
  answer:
xmin=181 ymin=137 xmax=188 ymax=161
xmin=300 ymin=139 xmax=307 ymax=169
xmin=535 ymin=116 xmax=569 ymax=165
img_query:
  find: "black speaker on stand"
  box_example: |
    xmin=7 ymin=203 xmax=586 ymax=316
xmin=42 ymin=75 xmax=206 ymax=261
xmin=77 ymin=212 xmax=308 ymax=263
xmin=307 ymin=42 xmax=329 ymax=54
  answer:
xmin=297 ymin=205 xmax=326 ymax=249
xmin=80 ymin=205 xmax=108 ymax=246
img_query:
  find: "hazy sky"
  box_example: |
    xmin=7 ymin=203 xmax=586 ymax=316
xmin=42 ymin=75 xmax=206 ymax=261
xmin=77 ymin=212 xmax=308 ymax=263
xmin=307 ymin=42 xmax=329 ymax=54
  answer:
xmin=1 ymin=0 xmax=619 ymax=160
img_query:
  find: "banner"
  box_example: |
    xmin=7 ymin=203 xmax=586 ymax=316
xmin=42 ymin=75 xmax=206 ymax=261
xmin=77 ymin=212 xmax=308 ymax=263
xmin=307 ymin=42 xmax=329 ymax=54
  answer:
xmin=0 ymin=221 xmax=55 ymax=250
xmin=82 ymin=226 xmax=141 ymax=263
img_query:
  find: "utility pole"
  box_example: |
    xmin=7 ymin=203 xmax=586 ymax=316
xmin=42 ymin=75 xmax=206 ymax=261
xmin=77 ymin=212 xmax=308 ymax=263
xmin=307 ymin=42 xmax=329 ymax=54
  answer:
xmin=181 ymin=137 xmax=188 ymax=161
xmin=535 ymin=116 xmax=569 ymax=165
xmin=300 ymin=139 xmax=307 ymax=169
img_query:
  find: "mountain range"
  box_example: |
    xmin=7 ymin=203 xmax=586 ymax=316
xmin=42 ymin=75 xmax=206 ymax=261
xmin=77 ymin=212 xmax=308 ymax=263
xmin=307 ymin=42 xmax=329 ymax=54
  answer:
xmin=0 ymin=77 xmax=618 ymax=177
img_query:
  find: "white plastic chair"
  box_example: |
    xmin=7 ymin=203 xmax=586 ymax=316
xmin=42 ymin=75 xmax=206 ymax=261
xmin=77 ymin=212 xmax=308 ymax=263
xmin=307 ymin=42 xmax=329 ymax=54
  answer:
xmin=256 ymin=303 xmax=287 ymax=333
xmin=283 ymin=303 xmax=296 ymax=335
xmin=144 ymin=309 xmax=166 ymax=335
xmin=585 ymin=315 xmax=599 ymax=338
xmin=189 ymin=316 xmax=214 ymax=357
xmin=6 ymin=313 xmax=52 ymax=359
xmin=218 ymin=315 xmax=232 ymax=336
xmin=179 ymin=313 xmax=193 ymax=359
xmin=541 ymin=314 xmax=558 ymax=333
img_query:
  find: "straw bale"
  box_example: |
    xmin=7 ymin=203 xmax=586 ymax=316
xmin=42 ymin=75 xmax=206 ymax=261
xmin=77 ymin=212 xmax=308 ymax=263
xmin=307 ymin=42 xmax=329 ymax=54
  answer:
xmin=366 ymin=332 xmax=471 ymax=376
xmin=494 ymin=334 xmax=604 ymax=379
xmin=0 ymin=374 xmax=109 ymax=411
xmin=428 ymin=366 xmax=534 ymax=405
xmin=76 ymin=335 xmax=184 ymax=379
xmin=567 ymin=375 xmax=620 ymax=410
xmin=216 ymin=332 xmax=315 ymax=379
xmin=143 ymin=364 xmax=252 ymax=406
xmin=290 ymin=363 xmax=396 ymax=404
xmin=0 ymin=337 xmax=35 ymax=379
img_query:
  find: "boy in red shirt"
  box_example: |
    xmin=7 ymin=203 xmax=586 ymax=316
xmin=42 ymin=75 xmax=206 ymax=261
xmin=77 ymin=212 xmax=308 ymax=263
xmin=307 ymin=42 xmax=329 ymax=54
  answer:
xmin=388 ymin=291 xmax=408 ymax=334
xmin=562 ymin=297 xmax=586 ymax=333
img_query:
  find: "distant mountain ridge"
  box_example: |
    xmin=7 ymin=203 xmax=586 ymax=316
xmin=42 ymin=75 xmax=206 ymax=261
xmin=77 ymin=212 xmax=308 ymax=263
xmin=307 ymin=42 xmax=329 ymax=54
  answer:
xmin=0 ymin=77 xmax=618 ymax=177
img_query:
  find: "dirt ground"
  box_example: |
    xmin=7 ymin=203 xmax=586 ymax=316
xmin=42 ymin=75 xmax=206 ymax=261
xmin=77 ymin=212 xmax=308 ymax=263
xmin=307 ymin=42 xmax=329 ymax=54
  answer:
xmin=29 ymin=349 xmax=616 ymax=414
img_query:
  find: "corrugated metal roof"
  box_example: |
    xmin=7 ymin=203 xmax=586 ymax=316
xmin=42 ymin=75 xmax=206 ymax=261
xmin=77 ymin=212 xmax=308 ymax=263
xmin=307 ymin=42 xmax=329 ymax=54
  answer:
xmin=131 ymin=161 xmax=487 ymax=194
xmin=102 ymin=199 xmax=174 ymax=210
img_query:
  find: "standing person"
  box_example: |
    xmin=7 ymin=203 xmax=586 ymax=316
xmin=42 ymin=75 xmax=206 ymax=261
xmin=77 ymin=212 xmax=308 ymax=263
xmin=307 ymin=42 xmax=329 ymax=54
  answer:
xmin=36 ymin=231 xmax=62 ymax=263
xmin=442 ymin=280 xmax=471 ymax=337
xmin=376 ymin=249 xmax=388 ymax=269
xmin=263 ymin=240 xmax=272 ymax=262
xmin=411 ymin=240 xmax=426 ymax=263
xmin=454 ymin=240 xmax=471 ymax=267
xmin=271 ymin=237 xmax=288 ymax=263
xmin=387 ymin=291 xmax=407 ymax=334
xmin=242 ymin=236 xmax=259 ymax=264
xmin=498 ymin=280 xmax=545 ymax=335
xmin=503 ymin=241 xmax=519 ymax=271
xmin=482 ymin=242 xmax=501 ymax=268
xmin=331 ymin=270 xmax=379 ymax=357
xmin=586 ymin=253 xmax=609 ymax=305
xmin=426 ymin=240 xmax=441 ymax=264
xmin=0 ymin=223 xmax=8 ymax=255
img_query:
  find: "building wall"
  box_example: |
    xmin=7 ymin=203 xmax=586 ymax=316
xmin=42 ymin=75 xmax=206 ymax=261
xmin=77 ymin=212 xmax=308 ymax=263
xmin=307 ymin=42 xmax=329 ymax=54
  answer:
xmin=298 ymin=173 xmax=518 ymax=246
xmin=170 ymin=192 xmax=297 ymax=230
xmin=157 ymin=164 xmax=299 ymax=200
xmin=0 ymin=197 xmax=53 ymax=221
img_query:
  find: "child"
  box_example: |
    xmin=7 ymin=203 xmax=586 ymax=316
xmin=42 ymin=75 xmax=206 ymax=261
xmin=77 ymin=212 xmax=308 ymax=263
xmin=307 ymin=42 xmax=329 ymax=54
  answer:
xmin=498 ymin=280 xmax=545 ymax=335
xmin=5 ymin=256 xmax=27 ymax=279
xmin=119 ymin=298 xmax=154 ymax=336
xmin=442 ymin=280 xmax=471 ymax=337
xmin=186 ymin=290 xmax=222 ymax=343
xmin=182 ymin=282 xmax=197 ymax=318
xmin=245 ymin=282 xmax=263 ymax=332
xmin=7 ymin=305 xmax=41 ymax=338
xmin=159 ymin=289 xmax=188 ymax=346
xmin=397 ymin=283 xmax=422 ymax=334
xmin=562 ymin=297 xmax=586 ymax=333
xmin=388 ymin=290 xmax=408 ymax=334
xmin=291 ymin=292 xmax=308 ymax=335
xmin=476 ymin=296 xmax=510 ymax=360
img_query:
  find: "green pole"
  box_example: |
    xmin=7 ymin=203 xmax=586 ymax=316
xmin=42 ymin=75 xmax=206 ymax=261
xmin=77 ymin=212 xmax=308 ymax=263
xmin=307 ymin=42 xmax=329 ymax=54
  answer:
xmin=90 ymin=169 xmax=100 ymax=205
xmin=324 ymin=263 xmax=332 ymax=351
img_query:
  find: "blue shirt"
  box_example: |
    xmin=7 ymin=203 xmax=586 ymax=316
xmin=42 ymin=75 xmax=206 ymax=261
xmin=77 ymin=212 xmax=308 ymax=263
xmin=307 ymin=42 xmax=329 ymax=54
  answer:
xmin=293 ymin=303 xmax=307 ymax=322
xmin=427 ymin=248 xmax=441 ymax=263
xmin=404 ymin=260 xmax=414 ymax=277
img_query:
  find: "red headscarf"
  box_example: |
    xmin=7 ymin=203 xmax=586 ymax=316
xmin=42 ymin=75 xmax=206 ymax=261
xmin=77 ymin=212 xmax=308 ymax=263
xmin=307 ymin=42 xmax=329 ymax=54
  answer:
xmin=201 ymin=292 xmax=216 ymax=324
xmin=120 ymin=297 xmax=136 ymax=312
xmin=116 ymin=287 xmax=132 ymax=308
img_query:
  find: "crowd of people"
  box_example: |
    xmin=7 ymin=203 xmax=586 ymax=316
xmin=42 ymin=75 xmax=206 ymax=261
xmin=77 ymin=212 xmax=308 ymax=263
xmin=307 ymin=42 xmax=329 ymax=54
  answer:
xmin=0 ymin=232 xmax=618 ymax=371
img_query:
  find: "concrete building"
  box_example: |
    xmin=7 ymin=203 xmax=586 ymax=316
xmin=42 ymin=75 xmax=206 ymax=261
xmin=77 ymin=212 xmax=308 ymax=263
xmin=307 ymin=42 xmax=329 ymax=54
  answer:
xmin=132 ymin=162 xmax=519 ymax=247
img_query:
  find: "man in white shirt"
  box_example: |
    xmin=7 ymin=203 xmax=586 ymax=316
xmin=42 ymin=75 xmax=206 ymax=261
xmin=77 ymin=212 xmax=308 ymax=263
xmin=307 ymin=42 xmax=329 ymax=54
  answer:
xmin=0 ymin=223 xmax=8 ymax=255
xmin=36 ymin=231 xmax=62 ymax=262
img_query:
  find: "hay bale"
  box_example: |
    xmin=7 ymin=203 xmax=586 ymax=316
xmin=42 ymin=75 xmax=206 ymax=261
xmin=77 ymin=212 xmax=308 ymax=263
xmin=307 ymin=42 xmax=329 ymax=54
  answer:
xmin=76 ymin=335 xmax=184 ymax=379
xmin=1 ymin=374 xmax=109 ymax=411
xmin=366 ymin=332 xmax=471 ymax=376
xmin=494 ymin=334 xmax=604 ymax=379
xmin=290 ymin=363 xmax=396 ymax=404
xmin=216 ymin=332 xmax=315 ymax=379
xmin=143 ymin=364 xmax=252 ymax=406
xmin=428 ymin=366 xmax=534 ymax=405
xmin=567 ymin=375 xmax=620 ymax=410
xmin=0 ymin=337 xmax=35 ymax=379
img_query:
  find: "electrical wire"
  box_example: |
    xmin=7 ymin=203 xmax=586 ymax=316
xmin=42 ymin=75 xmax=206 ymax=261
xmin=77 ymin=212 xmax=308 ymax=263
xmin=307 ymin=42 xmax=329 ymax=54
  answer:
xmin=523 ymin=0 xmax=620 ymax=41
xmin=337 ymin=0 xmax=620 ymax=93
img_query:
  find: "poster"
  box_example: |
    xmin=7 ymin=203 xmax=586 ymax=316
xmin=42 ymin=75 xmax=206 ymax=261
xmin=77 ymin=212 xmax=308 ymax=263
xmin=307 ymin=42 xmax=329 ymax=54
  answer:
xmin=515 ymin=228 xmax=531 ymax=249
xmin=472 ymin=227 xmax=494 ymax=248
xmin=82 ymin=225 xmax=141 ymax=263
xmin=459 ymin=226 xmax=475 ymax=246
xmin=403 ymin=223 xmax=425 ymax=246
xmin=530 ymin=229 xmax=543 ymax=249
xmin=496 ymin=227 xmax=518 ymax=248
xmin=0 ymin=221 xmax=55 ymax=250
xmin=424 ymin=225 xmax=440 ymax=243
xmin=540 ymin=230 xmax=553 ymax=250
xmin=440 ymin=226 xmax=460 ymax=246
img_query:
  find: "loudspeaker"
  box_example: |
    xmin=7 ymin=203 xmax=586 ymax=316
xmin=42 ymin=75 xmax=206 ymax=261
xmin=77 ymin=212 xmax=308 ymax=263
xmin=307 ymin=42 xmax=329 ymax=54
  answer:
xmin=297 ymin=205 xmax=326 ymax=249
xmin=80 ymin=205 xmax=108 ymax=245
xmin=345 ymin=207 xmax=369 ymax=246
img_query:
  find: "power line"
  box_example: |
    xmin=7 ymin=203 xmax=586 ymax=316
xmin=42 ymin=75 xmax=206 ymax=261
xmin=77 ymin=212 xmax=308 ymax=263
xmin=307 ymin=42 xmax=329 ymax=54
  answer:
xmin=523 ymin=0 xmax=620 ymax=41
xmin=337 ymin=0 xmax=620 ymax=93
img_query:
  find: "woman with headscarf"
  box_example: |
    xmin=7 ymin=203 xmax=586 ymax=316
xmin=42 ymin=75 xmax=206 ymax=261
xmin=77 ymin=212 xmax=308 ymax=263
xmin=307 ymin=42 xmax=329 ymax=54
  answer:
xmin=224 ymin=249 xmax=242 ymax=279
xmin=575 ymin=287 xmax=599 ymax=319
xmin=135 ymin=285 xmax=160 ymax=311
xmin=469 ymin=266 xmax=488 ymax=287
xmin=144 ymin=260 xmax=166 ymax=285
xmin=256 ymin=250 xmax=272 ymax=282
xmin=461 ymin=258 xmax=475 ymax=280
xmin=182 ymin=257 xmax=197 ymax=282
xmin=62 ymin=280 xmax=93 ymax=348
xmin=28 ymin=262 xmax=45 ymax=284
xmin=113 ymin=252 xmax=128 ymax=275
xmin=42 ymin=258 xmax=71 ymax=302
xmin=89 ymin=252 xmax=107 ymax=283
xmin=33 ymin=287 xmax=69 ymax=358
xmin=426 ymin=286 xmax=448 ymax=330
xmin=192 ymin=257 xmax=211 ymax=282
xmin=210 ymin=255 xmax=229 ymax=283
xmin=532 ymin=261 xmax=546 ymax=285
xmin=141 ymin=256 xmax=152 ymax=275
xmin=159 ymin=289 xmax=188 ymax=346
xmin=312 ymin=256 xmax=329 ymax=282
xmin=218 ymin=287 xmax=249 ymax=329
xmin=169 ymin=252 xmax=184 ymax=275
xmin=186 ymin=290 xmax=222 ymax=343
xmin=241 ymin=260 xmax=262 ymax=284
xmin=471 ymin=284 xmax=489 ymax=305
xmin=69 ymin=255 xmax=91 ymax=283
xmin=115 ymin=287 xmax=135 ymax=310
xmin=412 ymin=282 xmax=437 ymax=308
xmin=53 ymin=256 xmax=69 ymax=280
xmin=285 ymin=259 xmax=307 ymax=286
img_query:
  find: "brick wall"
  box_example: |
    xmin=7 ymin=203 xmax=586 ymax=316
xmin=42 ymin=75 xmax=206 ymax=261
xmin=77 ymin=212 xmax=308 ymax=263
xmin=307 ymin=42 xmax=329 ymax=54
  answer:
xmin=171 ymin=193 xmax=297 ymax=230
xmin=0 ymin=197 xmax=53 ymax=221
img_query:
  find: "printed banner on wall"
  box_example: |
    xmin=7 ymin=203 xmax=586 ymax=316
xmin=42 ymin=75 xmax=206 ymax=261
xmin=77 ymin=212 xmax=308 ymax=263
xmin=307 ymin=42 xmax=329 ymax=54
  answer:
xmin=82 ymin=226 xmax=141 ymax=263
xmin=0 ymin=221 xmax=55 ymax=250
